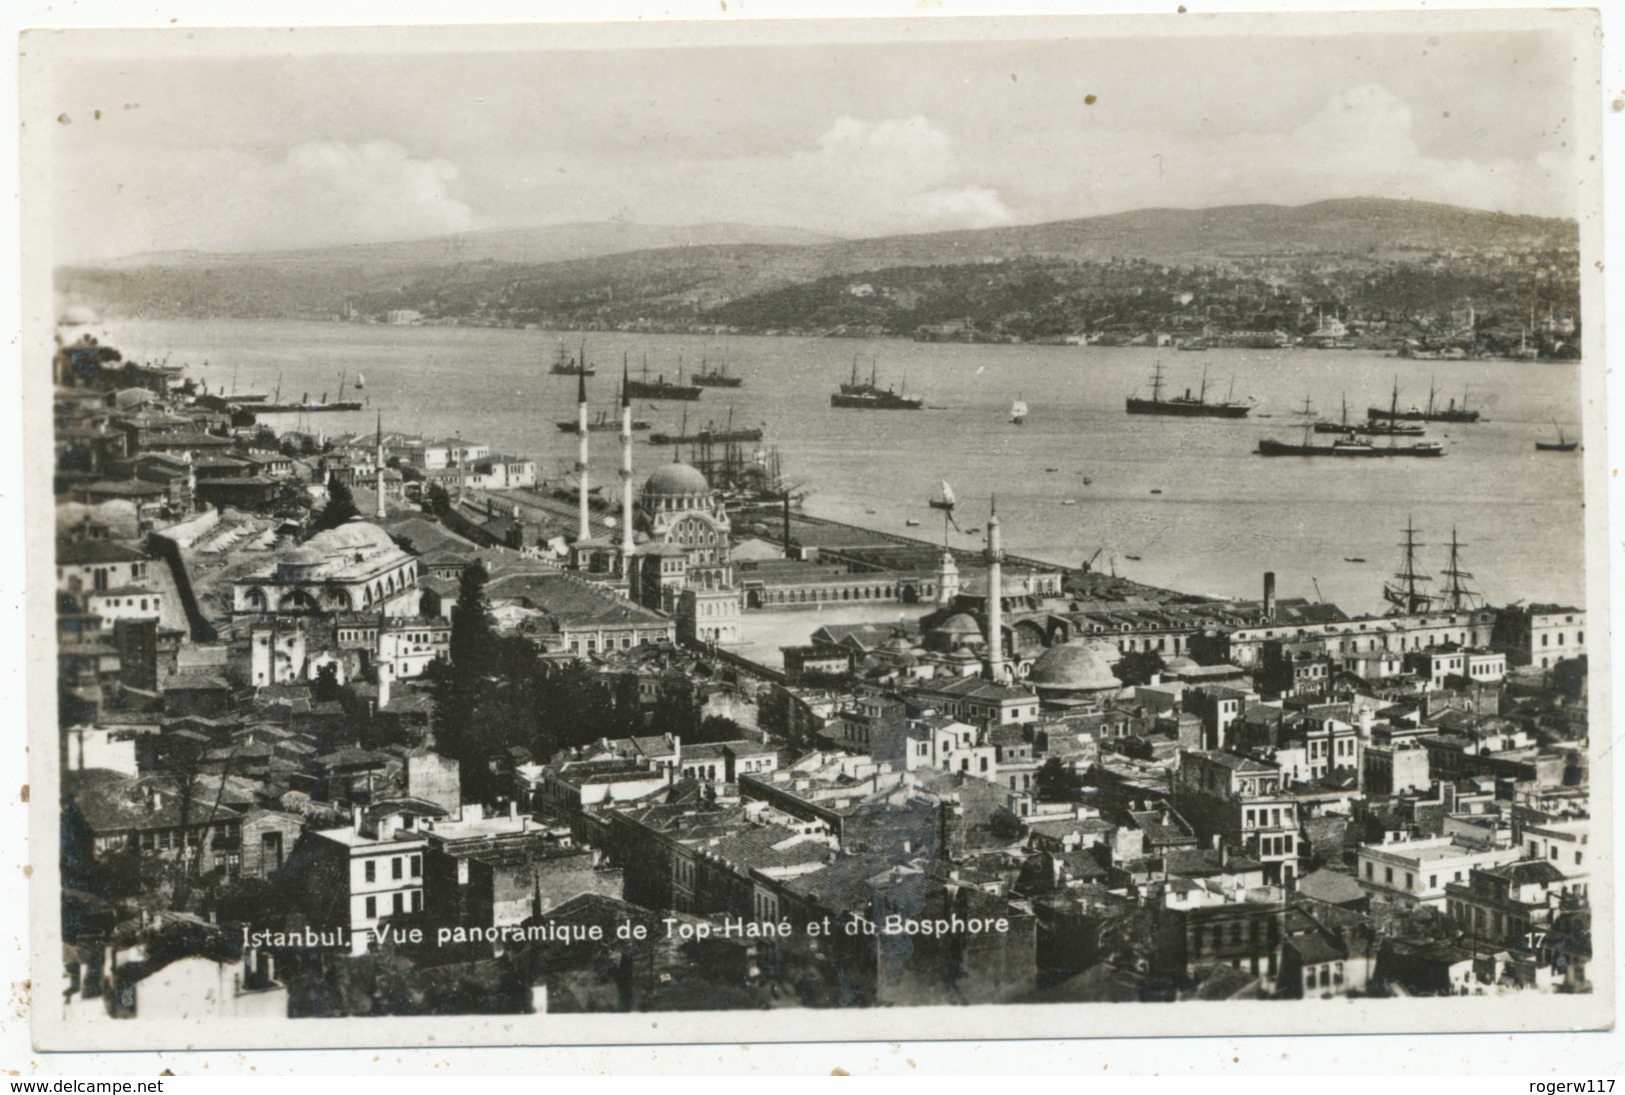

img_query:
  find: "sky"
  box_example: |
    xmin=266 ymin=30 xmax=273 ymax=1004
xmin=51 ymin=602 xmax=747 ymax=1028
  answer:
xmin=44 ymin=21 xmax=1585 ymax=262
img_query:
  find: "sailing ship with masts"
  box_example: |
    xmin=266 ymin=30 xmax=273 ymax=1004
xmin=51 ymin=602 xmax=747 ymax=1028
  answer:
xmin=691 ymin=353 xmax=744 ymax=388
xmin=1314 ymin=392 xmax=1425 ymax=436
xmin=549 ymin=342 xmax=596 ymax=377
xmin=1125 ymin=362 xmax=1250 ymax=418
xmin=1383 ymin=520 xmax=1480 ymax=615
xmin=1536 ymin=423 xmax=1580 ymax=452
xmin=1259 ymin=382 xmax=1443 ymax=457
xmin=256 ymin=370 xmax=363 ymax=413
xmin=648 ymin=405 xmax=763 ymax=446
xmin=1367 ymin=377 xmax=1480 ymax=423
xmin=830 ymin=356 xmax=924 ymax=410
xmin=557 ymin=370 xmax=651 ymax=433
xmin=624 ymin=354 xmax=702 ymax=401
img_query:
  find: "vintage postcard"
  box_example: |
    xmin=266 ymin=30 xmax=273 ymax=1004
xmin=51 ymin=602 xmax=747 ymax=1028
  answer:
xmin=21 ymin=7 xmax=1612 ymax=1052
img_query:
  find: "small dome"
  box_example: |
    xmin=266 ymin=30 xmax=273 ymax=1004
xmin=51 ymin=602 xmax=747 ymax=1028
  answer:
xmin=305 ymin=519 xmax=396 ymax=555
xmin=1164 ymin=655 xmax=1199 ymax=673
xmin=934 ymin=613 xmax=981 ymax=636
xmin=282 ymin=546 xmax=324 ymax=566
xmin=642 ymin=462 xmax=711 ymax=498
xmin=1028 ymin=641 xmax=1122 ymax=693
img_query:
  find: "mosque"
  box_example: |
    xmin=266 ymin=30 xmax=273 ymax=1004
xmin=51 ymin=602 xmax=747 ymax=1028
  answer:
xmin=913 ymin=500 xmax=1123 ymax=704
xmin=566 ymin=369 xmax=741 ymax=645
xmin=232 ymin=520 xmax=422 ymax=618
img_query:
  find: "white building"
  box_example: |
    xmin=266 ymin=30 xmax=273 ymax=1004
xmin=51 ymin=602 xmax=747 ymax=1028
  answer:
xmin=1355 ymin=836 xmax=1522 ymax=908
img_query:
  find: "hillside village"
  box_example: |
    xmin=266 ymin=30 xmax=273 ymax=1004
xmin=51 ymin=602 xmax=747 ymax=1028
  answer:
xmin=53 ymin=328 xmax=1592 ymax=1022
xmin=58 ymin=200 xmax=1582 ymax=360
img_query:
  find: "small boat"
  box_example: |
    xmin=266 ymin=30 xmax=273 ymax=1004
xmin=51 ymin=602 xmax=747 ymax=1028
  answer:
xmin=355 ymin=372 xmax=366 ymax=391
xmin=1150 ymin=489 xmax=1163 ymax=495
xmin=1344 ymin=557 xmax=1366 ymax=563
xmin=1081 ymin=476 xmax=1093 ymax=486
xmin=1011 ymin=399 xmax=1029 ymax=426
xmin=864 ymin=508 xmax=876 ymax=515
xmin=1061 ymin=499 xmax=1077 ymax=506
xmin=928 ymin=481 xmax=957 ymax=514
xmin=1536 ymin=422 xmax=1579 ymax=452
xmin=1045 ymin=467 xmax=1059 ymax=473
xmin=905 ymin=519 xmax=922 ymax=527
xmin=1124 ymin=554 xmax=1142 ymax=561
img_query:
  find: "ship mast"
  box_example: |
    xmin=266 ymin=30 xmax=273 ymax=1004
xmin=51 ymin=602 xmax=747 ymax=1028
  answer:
xmin=1149 ymin=360 xmax=1165 ymax=403
xmin=1440 ymin=527 xmax=1478 ymax=612
xmin=1386 ymin=517 xmax=1432 ymax=614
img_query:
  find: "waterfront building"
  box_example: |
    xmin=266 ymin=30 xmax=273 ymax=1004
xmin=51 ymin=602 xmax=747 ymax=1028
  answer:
xmin=1491 ymin=604 xmax=1585 ymax=669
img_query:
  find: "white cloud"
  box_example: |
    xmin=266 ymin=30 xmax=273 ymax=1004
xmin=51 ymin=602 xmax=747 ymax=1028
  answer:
xmin=817 ymin=115 xmax=950 ymax=156
xmin=904 ymin=186 xmax=1016 ymax=230
xmin=60 ymin=139 xmax=474 ymax=259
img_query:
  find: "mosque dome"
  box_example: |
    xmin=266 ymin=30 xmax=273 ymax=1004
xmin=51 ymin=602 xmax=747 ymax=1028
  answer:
xmin=1027 ymin=641 xmax=1123 ymax=694
xmin=304 ymin=520 xmax=397 ymax=556
xmin=276 ymin=545 xmax=328 ymax=579
xmin=934 ymin=613 xmax=982 ymax=637
xmin=641 ymin=462 xmax=711 ymax=500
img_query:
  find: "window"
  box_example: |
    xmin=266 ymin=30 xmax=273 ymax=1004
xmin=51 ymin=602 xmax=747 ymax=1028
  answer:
xmin=393 ymin=857 xmax=404 ymax=879
xmin=365 ymin=896 xmax=377 ymax=919
xmin=410 ymin=854 xmax=422 ymax=877
xmin=364 ymin=860 xmax=376 ymax=883
xmin=1550 ymin=847 xmax=1559 ymax=861
xmin=1385 ymin=867 xmax=1394 ymax=885
xmin=1430 ymin=875 xmax=1438 ymax=890
xmin=411 ymin=890 xmax=422 ymax=912
xmin=1405 ymin=872 xmax=1414 ymax=890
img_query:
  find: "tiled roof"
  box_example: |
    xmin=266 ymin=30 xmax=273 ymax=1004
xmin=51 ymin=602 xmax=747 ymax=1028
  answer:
xmin=57 ymin=540 xmax=151 ymax=565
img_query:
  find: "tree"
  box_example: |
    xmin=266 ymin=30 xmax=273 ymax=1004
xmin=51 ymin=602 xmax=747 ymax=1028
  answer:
xmin=1034 ymin=757 xmax=1082 ymax=804
xmin=433 ymin=563 xmax=498 ymax=779
xmin=1113 ymin=650 xmax=1167 ymax=688
xmin=311 ymin=473 xmax=360 ymax=532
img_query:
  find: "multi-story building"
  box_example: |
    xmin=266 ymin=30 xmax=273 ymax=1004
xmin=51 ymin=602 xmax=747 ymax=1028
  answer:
xmin=1355 ymin=835 xmax=1521 ymax=908
xmin=301 ymin=801 xmax=439 ymax=954
xmin=907 ymin=676 xmax=1040 ymax=733
xmin=1493 ymin=604 xmax=1585 ymax=669
xmin=1172 ymin=750 xmax=1301 ymax=885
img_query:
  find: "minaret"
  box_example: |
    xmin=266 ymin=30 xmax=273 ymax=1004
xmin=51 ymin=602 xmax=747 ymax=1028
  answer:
xmin=935 ymin=550 xmax=959 ymax=609
xmin=984 ymin=496 xmax=1004 ymax=682
xmin=576 ymin=365 xmax=590 ymax=542
xmin=619 ymin=355 xmax=635 ymax=561
xmin=374 ymin=411 xmax=387 ymax=520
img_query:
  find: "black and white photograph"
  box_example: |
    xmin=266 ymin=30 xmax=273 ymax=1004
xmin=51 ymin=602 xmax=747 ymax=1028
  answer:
xmin=18 ymin=3 xmax=1614 ymax=1056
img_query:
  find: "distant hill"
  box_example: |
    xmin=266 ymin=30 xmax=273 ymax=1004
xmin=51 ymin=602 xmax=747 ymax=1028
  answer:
xmin=104 ymin=221 xmax=841 ymax=273
xmin=58 ymin=198 xmax=1576 ymax=324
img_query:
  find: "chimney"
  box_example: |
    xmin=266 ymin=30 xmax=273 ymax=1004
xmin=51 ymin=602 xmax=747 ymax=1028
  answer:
xmin=508 ymin=800 xmax=518 ymax=820
xmin=352 ymin=804 xmax=364 ymax=831
xmin=1263 ymin=572 xmax=1277 ymax=620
